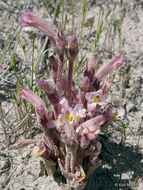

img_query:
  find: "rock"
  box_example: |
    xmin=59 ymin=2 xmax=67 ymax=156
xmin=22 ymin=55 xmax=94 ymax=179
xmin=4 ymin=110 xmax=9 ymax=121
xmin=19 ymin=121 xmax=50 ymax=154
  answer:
xmin=0 ymin=175 xmax=6 ymax=189
xmin=0 ymin=151 xmax=7 ymax=157
xmin=127 ymin=103 xmax=138 ymax=113
xmin=0 ymin=158 xmax=10 ymax=170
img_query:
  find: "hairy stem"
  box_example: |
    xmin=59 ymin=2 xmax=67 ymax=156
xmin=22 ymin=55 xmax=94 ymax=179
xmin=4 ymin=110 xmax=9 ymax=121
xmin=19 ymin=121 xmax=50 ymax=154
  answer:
xmin=44 ymin=158 xmax=56 ymax=177
xmin=65 ymin=144 xmax=71 ymax=173
xmin=56 ymin=54 xmax=64 ymax=97
xmin=53 ymin=105 xmax=59 ymax=119
xmin=65 ymin=144 xmax=77 ymax=173
xmin=68 ymin=59 xmax=74 ymax=104
xmin=70 ymin=146 xmax=77 ymax=173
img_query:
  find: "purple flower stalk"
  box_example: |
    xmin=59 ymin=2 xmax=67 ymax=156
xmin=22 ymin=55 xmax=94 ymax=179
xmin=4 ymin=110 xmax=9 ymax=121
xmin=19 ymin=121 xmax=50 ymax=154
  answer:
xmin=67 ymin=35 xmax=78 ymax=103
xmin=13 ymin=12 xmax=125 ymax=189
xmin=84 ymin=54 xmax=98 ymax=80
xmin=20 ymin=88 xmax=48 ymax=118
xmin=20 ymin=12 xmax=67 ymax=50
xmin=13 ymin=139 xmax=42 ymax=149
xmin=92 ymin=54 xmax=123 ymax=83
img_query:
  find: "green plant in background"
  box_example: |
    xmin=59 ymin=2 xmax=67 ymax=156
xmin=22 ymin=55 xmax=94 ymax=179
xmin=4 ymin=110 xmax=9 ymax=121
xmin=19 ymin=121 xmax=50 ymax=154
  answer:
xmin=80 ymin=0 xmax=86 ymax=40
xmin=120 ymin=122 xmax=128 ymax=144
xmin=94 ymin=7 xmax=104 ymax=52
xmin=0 ymin=26 xmax=19 ymax=79
xmin=102 ymin=2 xmax=125 ymax=54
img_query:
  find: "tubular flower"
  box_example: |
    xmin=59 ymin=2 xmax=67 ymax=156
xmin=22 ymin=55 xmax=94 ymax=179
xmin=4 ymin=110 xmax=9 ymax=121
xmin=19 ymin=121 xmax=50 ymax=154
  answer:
xmin=20 ymin=88 xmax=45 ymax=108
xmin=92 ymin=54 xmax=123 ymax=83
xmin=20 ymin=12 xmax=67 ymax=50
xmin=33 ymin=143 xmax=51 ymax=158
xmin=76 ymin=114 xmax=110 ymax=148
xmin=84 ymin=125 xmax=101 ymax=141
xmin=74 ymin=105 xmax=86 ymax=124
xmin=68 ymin=35 xmax=78 ymax=59
xmin=59 ymin=98 xmax=86 ymax=126
xmin=84 ymin=54 xmax=98 ymax=79
xmin=101 ymin=80 xmax=112 ymax=94
xmin=110 ymin=108 xmax=125 ymax=121
xmin=20 ymin=88 xmax=47 ymax=117
xmin=85 ymin=89 xmax=107 ymax=112
xmin=13 ymin=139 xmax=42 ymax=149
xmin=38 ymin=79 xmax=59 ymax=106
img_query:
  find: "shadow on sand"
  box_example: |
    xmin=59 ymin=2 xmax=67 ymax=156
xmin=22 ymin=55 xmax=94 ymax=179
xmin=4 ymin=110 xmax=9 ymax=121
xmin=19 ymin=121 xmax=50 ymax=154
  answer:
xmin=84 ymin=135 xmax=143 ymax=190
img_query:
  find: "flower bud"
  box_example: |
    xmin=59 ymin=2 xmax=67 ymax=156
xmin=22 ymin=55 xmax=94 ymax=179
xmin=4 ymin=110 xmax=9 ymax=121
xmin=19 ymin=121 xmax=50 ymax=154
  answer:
xmin=84 ymin=54 xmax=98 ymax=78
xmin=49 ymin=56 xmax=58 ymax=72
xmin=102 ymin=80 xmax=112 ymax=94
xmin=92 ymin=54 xmax=124 ymax=83
xmin=38 ymin=79 xmax=56 ymax=95
xmin=68 ymin=35 xmax=78 ymax=59
xmin=57 ymin=29 xmax=67 ymax=51
xmin=80 ymin=76 xmax=90 ymax=92
xmin=38 ymin=79 xmax=59 ymax=105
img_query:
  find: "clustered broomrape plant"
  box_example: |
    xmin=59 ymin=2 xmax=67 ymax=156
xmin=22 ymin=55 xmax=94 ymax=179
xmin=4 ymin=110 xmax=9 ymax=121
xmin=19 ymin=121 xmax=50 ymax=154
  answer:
xmin=13 ymin=12 xmax=125 ymax=189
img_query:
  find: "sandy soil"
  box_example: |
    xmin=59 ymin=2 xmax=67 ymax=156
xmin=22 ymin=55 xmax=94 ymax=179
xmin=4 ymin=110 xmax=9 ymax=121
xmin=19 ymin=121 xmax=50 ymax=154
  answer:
xmin=0 ymin=0 xmax=143 ymax=190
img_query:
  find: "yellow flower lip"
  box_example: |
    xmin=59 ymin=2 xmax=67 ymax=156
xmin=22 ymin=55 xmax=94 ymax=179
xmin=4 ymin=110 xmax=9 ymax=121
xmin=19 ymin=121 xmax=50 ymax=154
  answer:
xmin=33 ymin=145 xmax=47 ymax=157
xmin=77 ymin=172 xmax=86 ymax=182
xmin=65 ymin=113 xmax=73 ymax=122
xmin=92 ymin=95 xmax=100 ymax=103
xmin=75 ymin=167 xmax=86 ymax=182
xmin=35 ymin=149 xmax=43 ymax=157
xmin=58 ymin=114 xmax=63 ymax=124
xmin=58 ymin=112 xmax=74 ymax=124
xmin=90 ymin=130 xmax=96 ymax=134
xmin=110 ymin=114 xmax=117 ymax=121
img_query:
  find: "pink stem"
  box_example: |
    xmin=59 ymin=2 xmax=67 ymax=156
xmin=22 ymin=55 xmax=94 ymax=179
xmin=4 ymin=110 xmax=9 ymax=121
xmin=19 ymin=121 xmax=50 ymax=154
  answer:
xmin=53 ymin=105 xmax=59 ymax=119
xmin=68 ymin=60 xmax=74 ymax=104
xmin=56 ymin=55 xmax=64 ymax=97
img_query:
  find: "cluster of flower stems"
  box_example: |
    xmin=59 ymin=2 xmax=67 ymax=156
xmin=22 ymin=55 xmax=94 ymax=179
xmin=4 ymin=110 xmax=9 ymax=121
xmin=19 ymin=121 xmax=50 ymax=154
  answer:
xmin=13 ymin=12 xmax=124 ymax=189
